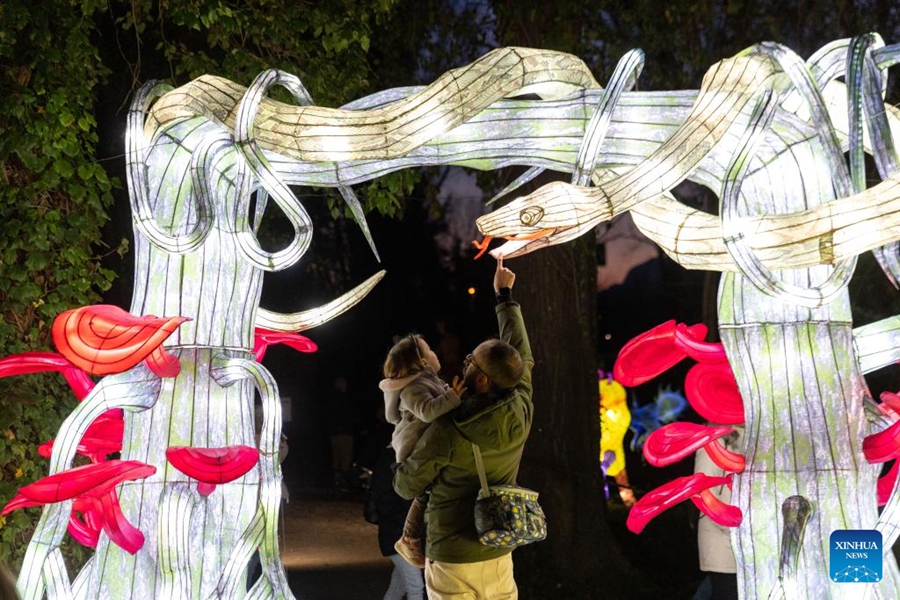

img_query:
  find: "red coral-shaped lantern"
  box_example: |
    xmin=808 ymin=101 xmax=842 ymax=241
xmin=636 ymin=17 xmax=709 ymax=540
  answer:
xmin=39 ymin=412 xmax=124 ymax=464
xmin=673 ymin=323 xmax=728 ymax=363
xmin=614 ymin=320 xmax=745 ymax=423
xmin=878 ymin=461 xmax=899 ymax=506
xmin=52 ymin=304 xmax=189 ymax=377
xmin=626 ymin=472 xmax=742 ymax=533
xmin=863 ymin=419 xmax=900 ymax=463
xmin=166 ymin=445 xmax=260 ymax=496
xmin=644 ymin=422 xmax=745 ymax=472
xmin=68 ymin=497 xmax=104 ymax=548
xmin=253 ymin=329 xmax=317 ymax=362
xmin=0 ymin=351 xmax=94 ymax=399
xmin=614 ymin=320 xmax=687 ymax=386
xmin=684 ymin=362 xmax=745 ymax=425
xmin=1 ymin=460 xmax=156 ymax=554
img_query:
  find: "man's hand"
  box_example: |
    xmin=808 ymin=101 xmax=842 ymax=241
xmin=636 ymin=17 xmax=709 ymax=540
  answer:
xmin=493 ymin=255 xmax=515 ymax=294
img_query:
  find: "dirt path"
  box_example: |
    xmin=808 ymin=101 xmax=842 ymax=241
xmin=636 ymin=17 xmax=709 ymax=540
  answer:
xmin=283 ymin=493 xmax=395 ymax=599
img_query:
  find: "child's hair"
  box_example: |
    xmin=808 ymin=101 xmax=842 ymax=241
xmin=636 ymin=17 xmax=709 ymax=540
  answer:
xmin=383 ymin=334 xmax=426 ymax=379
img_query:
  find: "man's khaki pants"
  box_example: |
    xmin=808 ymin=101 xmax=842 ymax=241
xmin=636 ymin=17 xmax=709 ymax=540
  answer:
xmin=424 ymin=554 xmax=517 ymax=599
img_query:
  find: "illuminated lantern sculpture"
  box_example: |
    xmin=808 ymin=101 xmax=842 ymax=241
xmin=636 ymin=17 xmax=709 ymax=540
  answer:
xmin=476 ymin=38 xmax=900 ymax=598
xmin=165 ymin=446 xmax=261 ymax=497
xmin=597 ymin=371 xmax=635 ymax=506
xmin=4 ymin=33 xmax=900 ymax=599
xmin=598 ymin=371 xmax=630 ymax=476
xmin=627 ymin=387 xmax=688 ymax=452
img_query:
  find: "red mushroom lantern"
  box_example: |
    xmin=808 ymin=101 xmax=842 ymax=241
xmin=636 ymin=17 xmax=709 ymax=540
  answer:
xmin=166 ymin=445 xmax=260 ymax=496
xmin=644 ymin=422 xmax=745 ymax=473
xmin=1 ymin=460 xmax=156 ymax=554
xmin=626 ymin=472 xmax=742 ymax=533
xmin=52 ymin=304 xmax=189 ymax=377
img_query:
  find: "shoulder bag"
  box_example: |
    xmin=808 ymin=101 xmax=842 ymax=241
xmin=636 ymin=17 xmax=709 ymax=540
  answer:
xmin=471 ymin=443 xmax=547 ymax=548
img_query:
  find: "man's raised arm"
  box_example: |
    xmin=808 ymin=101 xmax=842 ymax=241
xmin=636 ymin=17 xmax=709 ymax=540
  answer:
xmin=494 ymin=256 xmax=533 ymax=386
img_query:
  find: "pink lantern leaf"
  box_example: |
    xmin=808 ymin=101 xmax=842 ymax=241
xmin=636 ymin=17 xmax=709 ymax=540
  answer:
xmin=146 ymin=345 xmax=182 ymax=378
xmin=166 ymin=445 xmax=260 ymax=488
xmin=38 ymin=438 xmax=121 ymax=464
xmin=16 ymin=460 xmax=156 ymax=504
xmin=68 ymin=499 xmax=102 ymax=548
xmin=880 ymin=391 xmax=900 ymax=416
xmin=0 ymin=351 xmax=94 ymax=400
xmin=643 ymin=422 xmax=734 ymax=467
xmin=1 ymin=493 xmax=42 ymax=516
xmin=65 ymin=498 xmax=105 ymax=549
xmin=52 ymin=304 xmax=189 ymax=377
xmin=253 ymin=328 xmax=318 ymax=362
xmin=673 ymin=323 xmax=728 ymax=364
xmin=626 ymin=472 xmax=735 ymax=533
xmin=4 ymin=461 xmax=153 ymax=553
xmin=99 ymin=490 xmax=144 ymax=554
xmin=685 ymin=362 xmax=745 ymax=424
xmin=67 ymin=518 xmax=100 ymax=548
xmin=692 ymin=488 xmax=743 ymax=527
xmin=863 ymin=420 xmax=900 ymax=463
xmin=77 ymin=497 xmax=104 ymax=531
xmin=614 ymin=320 xmax=686 ymax=387
xmin=197 ymin=482 xmax=217 ymax=496
xmin=878 ymin=461 xmax=899 ymax=506
xmin=39 ymin=412 xmax=125 ymax=462
xmin=705 ymin=438 xmax=746 ymax=473
xmin=84 ymin=413 xmax=125 ymax=439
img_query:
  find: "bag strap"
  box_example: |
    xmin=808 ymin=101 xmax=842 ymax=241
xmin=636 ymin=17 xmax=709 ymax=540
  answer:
xmin=471 ymin=443 xmax=490 ymax=497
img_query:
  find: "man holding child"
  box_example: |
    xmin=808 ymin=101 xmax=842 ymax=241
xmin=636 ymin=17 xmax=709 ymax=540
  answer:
xmin=394 ymin=256 xmax=535 ymax=599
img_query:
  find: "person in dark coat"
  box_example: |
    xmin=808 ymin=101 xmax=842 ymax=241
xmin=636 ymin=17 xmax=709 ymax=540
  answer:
xmin=369 ymin=444 xmax=425 ymax=599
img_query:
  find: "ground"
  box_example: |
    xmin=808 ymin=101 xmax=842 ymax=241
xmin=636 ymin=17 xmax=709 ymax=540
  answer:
xmin=284 ymin=490 xmax=393 ymax=599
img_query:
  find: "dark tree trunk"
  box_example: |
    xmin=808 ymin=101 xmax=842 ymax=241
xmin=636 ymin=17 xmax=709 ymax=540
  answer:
xmin=511 ymin=235 xmax=636 ymax=598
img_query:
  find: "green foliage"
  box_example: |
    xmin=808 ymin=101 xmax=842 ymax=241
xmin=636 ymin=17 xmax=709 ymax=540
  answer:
xmin=0 ymin=375 xmax=86 ymax=572
xmin=106 ymin=0 xmax=413 ymax=236
xmin=586 ymin=0 xmax=900 ymax=91
xmin=326 ymin=170 xmax=418 ymax=220
xmin=0 ymin=0 xmax=412 ymax=571
xmin=0 ymin=0 xmax=116 ymax=570
xmin=115 ymin=0 xmax=395 ymax=108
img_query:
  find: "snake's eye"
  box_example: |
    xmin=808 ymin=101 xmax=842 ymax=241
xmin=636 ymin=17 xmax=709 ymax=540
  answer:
xmin=519 ymin=206 xmax=544 ymax=226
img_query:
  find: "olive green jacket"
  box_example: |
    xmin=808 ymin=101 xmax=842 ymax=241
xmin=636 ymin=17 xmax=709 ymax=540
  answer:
xmin=394 ymin=301 xmax=534 ymax=563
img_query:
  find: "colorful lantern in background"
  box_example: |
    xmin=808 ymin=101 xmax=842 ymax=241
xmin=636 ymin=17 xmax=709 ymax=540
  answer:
xmin=627 ymin=386 xmax=688 ymax=452
xmin=598 ymin=370 xmax=630 ymax=477
xmin=598 ymin=371 xmax=635 ymax=506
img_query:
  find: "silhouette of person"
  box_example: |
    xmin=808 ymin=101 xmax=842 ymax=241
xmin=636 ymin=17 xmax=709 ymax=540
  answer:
xmin=327 ymin=376 xmax=355 ymax=491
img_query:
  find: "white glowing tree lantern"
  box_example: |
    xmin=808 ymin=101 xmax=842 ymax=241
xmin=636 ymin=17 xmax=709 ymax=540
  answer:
xmin=4 ymin=35 xmax=900 ymax=600
xmin=477 ymin=37 xmax=900 ymax=599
